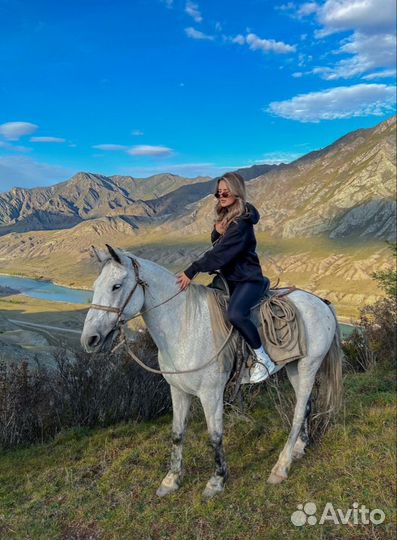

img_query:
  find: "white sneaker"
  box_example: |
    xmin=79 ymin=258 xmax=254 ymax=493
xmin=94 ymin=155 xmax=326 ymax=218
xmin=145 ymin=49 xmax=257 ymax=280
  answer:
xmin=249 ymin=345 xmax=281 ymax=383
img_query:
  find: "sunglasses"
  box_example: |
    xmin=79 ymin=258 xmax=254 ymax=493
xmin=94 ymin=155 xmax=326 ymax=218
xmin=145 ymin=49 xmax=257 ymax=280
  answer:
xmin=215 ymin=190 xmax=234 ymax=199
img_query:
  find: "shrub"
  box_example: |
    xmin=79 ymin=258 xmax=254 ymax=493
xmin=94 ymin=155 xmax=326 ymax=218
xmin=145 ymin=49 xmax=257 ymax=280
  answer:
xmin=343 ymin=242 xmax=396 ymax=372
xmin=0 ymin=329 xmax=171 ymax=449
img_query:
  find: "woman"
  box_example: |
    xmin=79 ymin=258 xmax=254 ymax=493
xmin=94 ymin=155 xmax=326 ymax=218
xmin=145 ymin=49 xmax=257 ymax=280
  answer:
xmin=176 ymin=171 xmax=279 ymax=383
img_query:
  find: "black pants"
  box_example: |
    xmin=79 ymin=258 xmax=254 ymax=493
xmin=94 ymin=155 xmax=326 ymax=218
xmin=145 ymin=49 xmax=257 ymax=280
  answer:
xmin=226 ymin=279 xmax=267 ymax=349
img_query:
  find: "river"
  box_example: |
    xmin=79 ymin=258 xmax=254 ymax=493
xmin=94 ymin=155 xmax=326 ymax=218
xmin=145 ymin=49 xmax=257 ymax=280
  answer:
xmin=0 ymin=275 xmax=92 ymax=304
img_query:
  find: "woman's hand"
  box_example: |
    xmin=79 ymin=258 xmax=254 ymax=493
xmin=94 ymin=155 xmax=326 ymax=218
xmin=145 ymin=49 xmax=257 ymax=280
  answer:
xmin=176 ymin=272 xmax=191 ymax=291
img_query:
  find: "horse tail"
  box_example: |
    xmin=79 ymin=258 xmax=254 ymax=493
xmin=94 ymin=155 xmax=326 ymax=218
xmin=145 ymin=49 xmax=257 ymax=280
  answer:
xmin=316 ymin=303 xmax=344 ymax=418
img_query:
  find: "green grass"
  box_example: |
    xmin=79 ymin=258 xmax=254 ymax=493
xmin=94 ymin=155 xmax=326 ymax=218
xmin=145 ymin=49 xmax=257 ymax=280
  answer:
xmin=0 ymin=366 xmax=395 ymax=540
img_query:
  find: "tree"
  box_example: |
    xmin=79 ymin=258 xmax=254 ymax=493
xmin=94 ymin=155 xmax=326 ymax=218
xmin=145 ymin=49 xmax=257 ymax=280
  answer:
xmin=371 ymin=241 xmax=396 ymax=301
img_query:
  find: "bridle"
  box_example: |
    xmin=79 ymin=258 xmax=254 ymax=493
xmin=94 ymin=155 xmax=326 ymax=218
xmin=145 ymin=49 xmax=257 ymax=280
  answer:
xmin=89 ymin=257 xmax=149 ymax=327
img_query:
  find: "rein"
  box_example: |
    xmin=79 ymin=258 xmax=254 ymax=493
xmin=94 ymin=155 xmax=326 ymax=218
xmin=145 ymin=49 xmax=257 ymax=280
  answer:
xmin=88 ymin=254 xmax=235 ymax=375
xmin=115 ymin=322 xmax=234 ymax=375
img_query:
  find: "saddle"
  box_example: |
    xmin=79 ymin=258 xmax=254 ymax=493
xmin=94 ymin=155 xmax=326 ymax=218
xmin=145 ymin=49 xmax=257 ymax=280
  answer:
xmin=207 ymin=271 xmax=308 ymax=387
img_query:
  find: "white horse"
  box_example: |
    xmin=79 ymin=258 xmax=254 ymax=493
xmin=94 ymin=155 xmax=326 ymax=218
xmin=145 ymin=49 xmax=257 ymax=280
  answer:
xmin=81 ymin=244 xmax=343 ymax=498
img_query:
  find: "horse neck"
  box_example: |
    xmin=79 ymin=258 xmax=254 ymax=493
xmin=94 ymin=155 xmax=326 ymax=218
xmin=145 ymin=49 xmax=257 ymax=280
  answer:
xmin=136 ymin=257 xmax=187 ymax=344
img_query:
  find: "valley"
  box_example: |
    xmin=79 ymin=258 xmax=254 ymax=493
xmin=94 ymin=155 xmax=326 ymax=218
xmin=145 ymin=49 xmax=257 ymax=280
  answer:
xmin=0 ymin=115 xmax=395 ymax=355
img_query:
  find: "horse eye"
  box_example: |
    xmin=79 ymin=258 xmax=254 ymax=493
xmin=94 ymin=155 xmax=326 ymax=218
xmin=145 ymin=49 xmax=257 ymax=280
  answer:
xmin=112 ymin=284 xmax=122 ymax=291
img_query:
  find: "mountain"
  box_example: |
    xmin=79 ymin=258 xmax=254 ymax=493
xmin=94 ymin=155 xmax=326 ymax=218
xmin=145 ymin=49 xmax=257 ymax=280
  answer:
xmin=166 ymin=115 xmax=396 ymax=241
xmin=109 ymin=173 xmax=210 ymax=200
xmin=1 ymin=116 xmax=394 ymax=241
xmin=234 ymin=163 xmax=282 ymax=181
xmin=0 ymin=172 xmax=211 ymax=237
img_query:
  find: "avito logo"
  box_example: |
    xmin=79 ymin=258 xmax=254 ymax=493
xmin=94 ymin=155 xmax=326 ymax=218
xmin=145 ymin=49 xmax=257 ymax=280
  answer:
xmin=291 ymin=501 xmax=385 ymax=526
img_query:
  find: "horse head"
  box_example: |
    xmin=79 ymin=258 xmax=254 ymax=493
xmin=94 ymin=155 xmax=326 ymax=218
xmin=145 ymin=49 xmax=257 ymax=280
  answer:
xmin=80 ymin=244 xmax=146 ymax=353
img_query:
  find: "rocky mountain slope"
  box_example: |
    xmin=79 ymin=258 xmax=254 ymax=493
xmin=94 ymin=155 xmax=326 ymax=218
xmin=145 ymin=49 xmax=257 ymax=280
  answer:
xmin=0 ymin=172 xmax=211 ymax=236
xmin=166 ymin=115 xmax=396 ymax=241
xmin=1 ymin=116 xmax=394 ymax=241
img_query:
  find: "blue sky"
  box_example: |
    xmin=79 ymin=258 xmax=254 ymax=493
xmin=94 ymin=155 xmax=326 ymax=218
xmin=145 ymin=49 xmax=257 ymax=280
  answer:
xmin=0 ymin=0 xmax=396 ymax=190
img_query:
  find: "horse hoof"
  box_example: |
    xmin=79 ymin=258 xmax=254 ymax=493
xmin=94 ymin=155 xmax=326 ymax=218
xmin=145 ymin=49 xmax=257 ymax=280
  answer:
xmin=202 ymin=485 xmax=224 ymax=498
xmin=267 ymin=471 xmax=287 ymax=484
xmin=156 ymin=483 xmax=178 ymax=497
xmin=202 ymin=476 xmax=225 ymax=498
xmin=156 ymin=472 xmax=180 ymax=497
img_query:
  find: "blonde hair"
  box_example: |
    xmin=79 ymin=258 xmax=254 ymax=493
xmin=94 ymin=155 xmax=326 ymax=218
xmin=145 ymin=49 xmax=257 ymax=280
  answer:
xmin=213 ymin=172 xmax=247 ymax=231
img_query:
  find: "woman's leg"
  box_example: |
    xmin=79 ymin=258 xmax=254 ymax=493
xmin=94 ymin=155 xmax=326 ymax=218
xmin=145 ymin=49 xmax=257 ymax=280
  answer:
xmin=226 ymin=280 xmax=265 ymax=349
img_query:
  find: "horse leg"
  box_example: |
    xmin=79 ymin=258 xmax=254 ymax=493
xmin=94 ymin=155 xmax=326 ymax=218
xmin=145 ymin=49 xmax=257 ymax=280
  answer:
xmin=156 ymin=385 xmax=192 ymax=497
xmin=268 ymin=356 xmax=321 ymax=484
xmin=200 ymin=390 xmax=228 ymax=498
xmin=285 ymin=361 xmax=312 ymax=460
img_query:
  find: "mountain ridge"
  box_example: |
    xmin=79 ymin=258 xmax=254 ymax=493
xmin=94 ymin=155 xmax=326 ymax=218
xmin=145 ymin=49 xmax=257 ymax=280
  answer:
xmin=0 ymin=115 xmax=395 ymax=242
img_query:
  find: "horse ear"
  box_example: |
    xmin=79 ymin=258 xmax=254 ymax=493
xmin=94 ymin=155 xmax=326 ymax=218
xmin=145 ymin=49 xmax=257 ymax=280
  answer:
xmin=91 ymin=245 xmax=107 ymax=263
xmin=105 ymin=244 xmax=122 ymax=264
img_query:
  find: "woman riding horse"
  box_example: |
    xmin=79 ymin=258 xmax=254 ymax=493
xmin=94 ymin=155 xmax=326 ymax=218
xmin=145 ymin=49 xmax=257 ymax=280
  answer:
xmin=176 ymin=171 xmax=280 ymax=383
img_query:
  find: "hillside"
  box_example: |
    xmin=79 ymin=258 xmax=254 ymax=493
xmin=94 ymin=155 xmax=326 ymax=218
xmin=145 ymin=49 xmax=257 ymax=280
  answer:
xmin=109 ymin=173 xmax=211 ymax=200
xmin=1 ymin=366 xmax=395 ymax=539
xmin=0 ymin=172 xmax=211 ymax=236
xmin=165 ymin=115 xmax=396 ymax=240
xmin=1 ymin=116 xmax=395 ymax=242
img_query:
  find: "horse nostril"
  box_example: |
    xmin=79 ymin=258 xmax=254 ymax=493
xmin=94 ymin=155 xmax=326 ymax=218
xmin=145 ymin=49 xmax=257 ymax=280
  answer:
xmin=88 ymin=334 xmax=101 ymax=348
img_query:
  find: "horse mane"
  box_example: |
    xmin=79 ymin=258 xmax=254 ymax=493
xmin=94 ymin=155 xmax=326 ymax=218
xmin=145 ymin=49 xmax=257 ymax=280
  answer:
xmin=184 ymin=283 xmax=238 ymax=371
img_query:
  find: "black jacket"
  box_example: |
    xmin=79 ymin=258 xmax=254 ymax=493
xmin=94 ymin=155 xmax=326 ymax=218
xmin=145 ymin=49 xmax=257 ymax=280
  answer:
xmin=184 ymin=202 xmax=264 ymax=282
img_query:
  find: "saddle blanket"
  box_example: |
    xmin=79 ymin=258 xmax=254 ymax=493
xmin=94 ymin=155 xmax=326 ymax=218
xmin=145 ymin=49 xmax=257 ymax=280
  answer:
xmin=208 ymin=275 xmax=307 ymax=367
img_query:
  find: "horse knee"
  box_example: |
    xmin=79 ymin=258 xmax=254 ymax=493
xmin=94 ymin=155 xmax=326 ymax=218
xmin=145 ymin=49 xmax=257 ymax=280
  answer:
xmin=172 ymin=431 xmax=184 ymax=445
xmin=209 ymin=431 xmax=222 ymax=448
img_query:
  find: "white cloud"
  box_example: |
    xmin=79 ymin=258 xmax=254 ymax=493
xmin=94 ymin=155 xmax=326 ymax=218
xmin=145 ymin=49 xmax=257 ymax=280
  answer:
xmin=131 ymin=129 xmax=144 ymax=136
xmin=275 ymin=2 xmax=296 ymax=12
xmin=293 ymin=0 xmax=397 ymax=81
xmin=246 ymin=33 xmax=296 ymax=54
xmin=316 ymin=0 xmax=396 ymax=37
xmin=225 ymin=32 xmax=296 ymax=54
xmin=92 ymin=144 xmax=128 ymax=151
xmin=266 ymin=83 xmax=396 ymax=122
xmin=276 ymin=1 xmax=318 ymax=19
xmin=185 ymin=1 xmax=202 ymax=23
xmin=292 ymin=71 xmax=303 ymax=77
xmin=298 ymin=2 xmax=318 ymax=17
xmin=0 ymin=121 xmax=38 ymax=141
xmin=30 ymin=136 xmax=66 ymax=143
xmin=127 ymin=145 xmax=174 ymax=156
xmin=184 ymin=26 xmax=214 ymax=40
xmin=363 ymin=69 xmax=397 ymax=80
xmin=254 ymin=151 xmax=304 ymax=164
xmin=161 ymin=0 xmax=174 ymax=8
xmin=117 ymin=162 xmax=246 ymax=178
xmin=92 ymin=143 xmax=174 ymax=157
xmin=0 ymin=141 xmax=31 ymax=153
xmin=0 ymin=156 xmax=73 ymax=191
xmin=312 ymin=31 xmax=396 ymax=80
xmin=231 ymin=34 xmax=245 ymax=45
